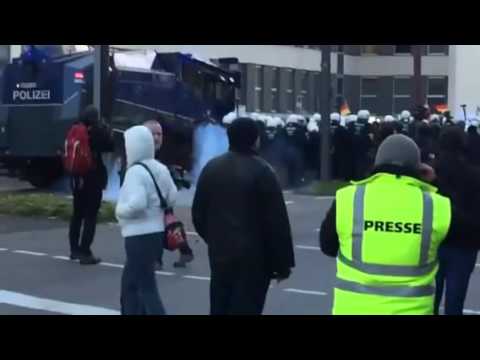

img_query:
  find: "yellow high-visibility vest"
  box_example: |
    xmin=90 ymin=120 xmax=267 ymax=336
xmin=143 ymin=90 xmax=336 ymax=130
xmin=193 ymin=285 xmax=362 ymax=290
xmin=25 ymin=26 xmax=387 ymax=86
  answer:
xmin=334 ymin=173 xmax=451 ymax=315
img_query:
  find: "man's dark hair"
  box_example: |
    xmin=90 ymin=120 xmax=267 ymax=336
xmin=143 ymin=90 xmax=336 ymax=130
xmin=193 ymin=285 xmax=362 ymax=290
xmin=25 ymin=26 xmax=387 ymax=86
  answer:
xmin=80 ymin=105 xmax=99 ymax=127
xmin=439 ymin=126 xmax=467 ymax=155
xmin=227 ymin=117 xmax=259 ymax=153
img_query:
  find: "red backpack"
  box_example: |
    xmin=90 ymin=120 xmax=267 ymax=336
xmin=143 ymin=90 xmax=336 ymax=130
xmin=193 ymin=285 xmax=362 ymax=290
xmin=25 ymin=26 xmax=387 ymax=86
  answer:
xmin=63 ymin=123 xmax=94 ymax=176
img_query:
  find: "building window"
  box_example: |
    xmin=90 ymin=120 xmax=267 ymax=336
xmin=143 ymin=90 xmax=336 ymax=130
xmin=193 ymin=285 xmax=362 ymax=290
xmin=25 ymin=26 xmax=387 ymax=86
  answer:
xmin=428 ymin=77 xmax=447 ymax=97
xmin=361 ymin=77 xmax=378 ymax=97
xmin=394 ymin=45 xmax=412 ymax=54
xmin=394 ymin=77 xmax=412 ymax=96
xmin=297 ymin=71 xmax=308 ymax=112
xmin=361 ymin=45 xmax=381 ymax=55
xmin=427 ymin=76 xmax=448 ymax=108
xmin=360 ymin=77 xmax=378 ymax=110
xmin=428 ymin=45 xmax=447 ymax=55
xmin=286 ymin=69 xmax=294 ymax=113
xmin=271 ymin=67 xmax=280 ymax=112
xmin=255 ymin=65 xmax=263 ymax=112
xmin=393 ymin=77 xmax=412 ymax=114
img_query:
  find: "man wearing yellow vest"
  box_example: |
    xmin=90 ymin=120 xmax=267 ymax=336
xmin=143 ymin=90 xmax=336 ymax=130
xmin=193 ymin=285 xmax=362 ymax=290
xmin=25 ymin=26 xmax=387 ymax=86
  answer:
xmin=320 ymin=134 xmax=478 ymax=315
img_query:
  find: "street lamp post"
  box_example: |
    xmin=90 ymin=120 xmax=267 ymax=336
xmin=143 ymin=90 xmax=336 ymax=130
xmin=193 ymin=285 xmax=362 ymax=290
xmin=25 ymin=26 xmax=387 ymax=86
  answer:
xmin=320 ymin=45 xmax=332 ymax=181
xmin=412 ymin=45 xmax=424 ymax=107
xmin=94 ymin=45 xmax=110 ymax=120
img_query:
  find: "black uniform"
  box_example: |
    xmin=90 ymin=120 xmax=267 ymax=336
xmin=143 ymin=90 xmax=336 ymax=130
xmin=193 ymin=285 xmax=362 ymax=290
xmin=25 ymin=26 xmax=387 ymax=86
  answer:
xmin=260 ymin=126 xmax=289 ymax=186
xmin=284 ymin=123 xmax=307 ymax=187
xmin=332 ymin=123 xmax=351 ymax=180
xmin=306 ymin=129 xmax=321 ymax=179
xmin=467 ymin=126 xmax=480 ymax=167
xmin=352 ymin=120 xmax=374 ymax=180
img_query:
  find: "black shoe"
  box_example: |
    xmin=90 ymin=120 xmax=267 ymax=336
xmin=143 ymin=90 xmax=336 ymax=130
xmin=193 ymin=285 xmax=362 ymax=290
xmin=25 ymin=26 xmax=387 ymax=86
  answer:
xmin=70 ymin=252 xmax=82 ymax=261
xmin=79 ymin=255 xmax=102 ymax=265
xmin=173 ymin=253 xmax=194 ymax=268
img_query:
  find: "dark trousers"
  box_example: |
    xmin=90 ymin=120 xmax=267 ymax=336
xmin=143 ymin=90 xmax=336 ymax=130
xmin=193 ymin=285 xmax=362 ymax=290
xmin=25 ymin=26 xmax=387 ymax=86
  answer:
xmin=434 ymin=244 xmax=478 ymax=315
xmin=69 ymin=185 xmax=103 ymax=256
xmin=121 ymin=233 xmax=166 ymax=315
xmin=210 ymin=265 xmax=271 ymax=315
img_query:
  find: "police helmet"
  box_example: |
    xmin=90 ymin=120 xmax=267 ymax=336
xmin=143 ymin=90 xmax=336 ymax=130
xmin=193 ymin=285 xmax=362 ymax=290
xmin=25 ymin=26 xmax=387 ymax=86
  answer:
xmin=222 ymin=112 xmax=237 ymax=125
xmin=330 ymin=112 xmax=341 ymax=122
xmin=286 ymin=114 xmax=299 ymax=125
xmin=307 ymin=119 xmax=320 ymax=133
xmin=357 ymin=110 xmax=370 ymax=120
xmin=346 ymin=114 xmax=357 ymax=124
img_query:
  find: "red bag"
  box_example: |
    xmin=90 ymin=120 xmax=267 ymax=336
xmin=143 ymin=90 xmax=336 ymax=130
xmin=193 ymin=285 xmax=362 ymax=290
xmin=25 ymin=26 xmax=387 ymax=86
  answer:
xmin=63 ymin=123 xmax=94 ymax=176
xmin=135 ymin=162 xmax=188 ymax=252
xmin=164 ymin=209 xmax=187 ymax=251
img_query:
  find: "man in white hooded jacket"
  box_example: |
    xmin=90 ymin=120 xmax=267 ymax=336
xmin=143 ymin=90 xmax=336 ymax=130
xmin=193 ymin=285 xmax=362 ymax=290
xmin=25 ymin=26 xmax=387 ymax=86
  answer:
xmin=116 ymin=125 xmax=177 ymax=315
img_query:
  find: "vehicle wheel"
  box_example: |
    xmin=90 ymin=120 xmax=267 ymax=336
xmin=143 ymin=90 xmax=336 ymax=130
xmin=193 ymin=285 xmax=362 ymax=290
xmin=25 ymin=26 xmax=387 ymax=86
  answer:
xmin=26 ymin=161 xmax=63 ymax=188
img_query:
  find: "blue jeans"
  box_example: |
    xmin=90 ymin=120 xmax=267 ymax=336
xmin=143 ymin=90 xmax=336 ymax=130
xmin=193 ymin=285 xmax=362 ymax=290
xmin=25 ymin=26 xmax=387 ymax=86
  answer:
xmin=434 ymin=244 xmax=478 ymax=315
xmin=121 ymin=232 xmax=166 ymax=315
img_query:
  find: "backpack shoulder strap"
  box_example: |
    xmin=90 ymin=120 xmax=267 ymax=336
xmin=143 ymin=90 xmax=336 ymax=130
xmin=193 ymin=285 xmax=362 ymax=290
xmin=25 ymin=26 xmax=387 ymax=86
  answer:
xmin=133 ymin=162 xmax=168 ymax=210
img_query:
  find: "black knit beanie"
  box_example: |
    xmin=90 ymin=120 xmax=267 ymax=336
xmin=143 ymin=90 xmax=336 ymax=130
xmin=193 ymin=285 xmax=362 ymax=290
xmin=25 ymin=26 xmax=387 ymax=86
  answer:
xmin=227 ymin=117 xmax=259 ymax=153
xmin=80 ymin=105 xmax=99 ymax=127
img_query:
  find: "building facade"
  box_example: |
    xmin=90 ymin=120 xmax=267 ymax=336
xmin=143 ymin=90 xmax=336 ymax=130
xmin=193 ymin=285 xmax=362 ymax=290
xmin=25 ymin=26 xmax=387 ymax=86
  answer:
xmin=1 ymin=45 xmax=457 ymax=116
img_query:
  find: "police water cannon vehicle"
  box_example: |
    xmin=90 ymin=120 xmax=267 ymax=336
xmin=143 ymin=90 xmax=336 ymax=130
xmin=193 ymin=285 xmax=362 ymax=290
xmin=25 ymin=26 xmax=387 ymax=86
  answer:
xmin=0 ymin=45 xmax=240 ymax=188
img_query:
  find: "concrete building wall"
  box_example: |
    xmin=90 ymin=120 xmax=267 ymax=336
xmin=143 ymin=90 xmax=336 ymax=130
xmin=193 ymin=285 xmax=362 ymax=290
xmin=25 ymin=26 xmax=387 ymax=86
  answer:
xmin=448 ymin=45 xmax=480 ymax=119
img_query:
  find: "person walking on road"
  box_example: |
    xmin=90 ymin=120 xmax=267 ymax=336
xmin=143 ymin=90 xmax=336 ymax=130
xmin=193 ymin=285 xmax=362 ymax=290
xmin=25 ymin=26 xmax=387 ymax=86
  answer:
xmin=192 ymin=117 xmax=295 ymax=315
xmin=433 ymin=127 xmax=480 ymax=315
xmin=143 ymin=120 xmax=194 ymax=269
xmin=116 ymin=125 xmax=177 ymax=315
xmin=320 ymin=134 xmax=453 ymax=315
xmin=68 ymin=105 xmax=114 ymax=265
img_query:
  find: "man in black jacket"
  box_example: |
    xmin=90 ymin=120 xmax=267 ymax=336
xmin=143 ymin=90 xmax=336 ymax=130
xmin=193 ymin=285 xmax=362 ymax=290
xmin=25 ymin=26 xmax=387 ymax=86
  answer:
xmin=192 ymin=118 xmax=295 ymax=315
xmin=69 ymin=105 xmax=114 ymax=265
xmin=432 ymin=127 xmax=480 ymax=315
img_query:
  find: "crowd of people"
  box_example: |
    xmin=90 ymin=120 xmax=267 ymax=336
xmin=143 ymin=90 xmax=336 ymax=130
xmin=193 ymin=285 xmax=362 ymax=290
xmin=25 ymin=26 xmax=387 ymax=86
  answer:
xmin=65 ymin=103 xmax=480 ymax=315
xmin=223 ymin=105 xmax=480 ymax=188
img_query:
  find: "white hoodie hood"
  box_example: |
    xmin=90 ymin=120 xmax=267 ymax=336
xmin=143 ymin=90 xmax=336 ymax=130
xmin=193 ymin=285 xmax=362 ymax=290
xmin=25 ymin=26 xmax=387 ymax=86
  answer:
xmin=116 ymin=126 xmax=178 ymax=238
xmin=125 ymin=126 xmax=155 ymax=168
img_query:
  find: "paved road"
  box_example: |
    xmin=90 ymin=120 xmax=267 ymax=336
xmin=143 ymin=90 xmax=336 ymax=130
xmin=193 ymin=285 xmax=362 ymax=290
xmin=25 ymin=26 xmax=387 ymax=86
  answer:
xmin=0 ymin=189 xmax=479 ymax=315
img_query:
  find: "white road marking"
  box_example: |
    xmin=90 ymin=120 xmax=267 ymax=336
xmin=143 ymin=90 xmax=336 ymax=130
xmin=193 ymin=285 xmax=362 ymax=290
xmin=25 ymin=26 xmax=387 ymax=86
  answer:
xmin=101 ymin=262 xmax=124 ymax=269
xmin=315 ymin=228 xmax=320 ymax=232
xmin=462 ymin=309 xmax=480 ymax=315
xmin=183 ymin=275 xmax=210 ymax=281
xmin=475 ymin=264 xmax=480 ymax=268
xmin=296 ymin=245 xmax=321 ymax=251
xmin=0 ymin=290 xmax=120 ymax=315
xmin=439 ymin=306 xmax=480 ymax=315
xmin=0 ymin=248 xmax=8 ymax=251
xmin=283 ymin=288 xmax=328 ymax=296
xmin=285 ymin=201 xmax=294 ymax=205
xmin=316 ymin=196 xmax=334 ymax=200
xmin=155 ymin=271 xmax=175 ymax=276
xmin=52 ymin=256 xmax=70 ymax=261
xmin=13 ymin=250 xmax=47 ymax=256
